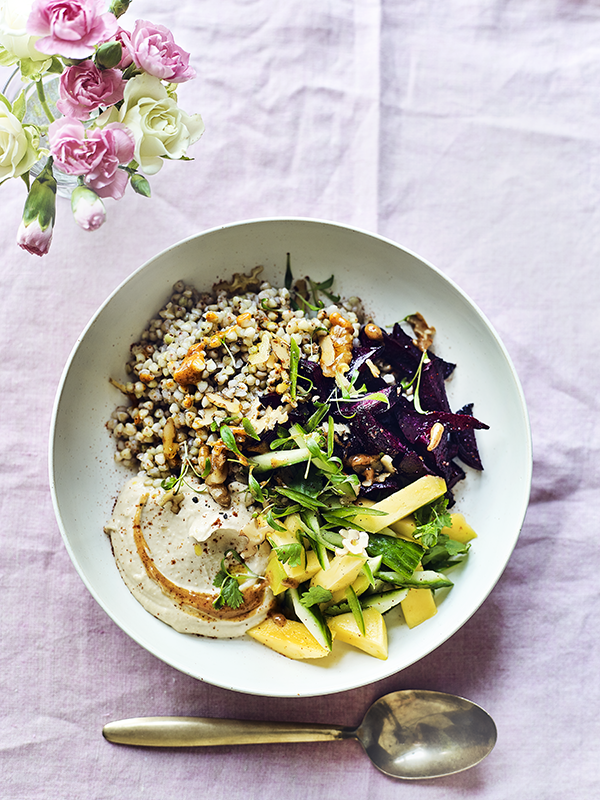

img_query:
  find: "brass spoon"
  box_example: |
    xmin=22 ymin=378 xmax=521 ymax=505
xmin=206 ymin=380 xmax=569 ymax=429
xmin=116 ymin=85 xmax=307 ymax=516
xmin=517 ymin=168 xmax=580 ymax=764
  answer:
xmin=103 ymin=689 xmax=496 ymax=780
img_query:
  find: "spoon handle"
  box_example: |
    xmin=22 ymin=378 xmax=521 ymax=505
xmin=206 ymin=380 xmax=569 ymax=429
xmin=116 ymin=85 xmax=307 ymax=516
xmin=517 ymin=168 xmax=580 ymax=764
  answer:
xmin=103 ymin=716 xmax=353 ymax=747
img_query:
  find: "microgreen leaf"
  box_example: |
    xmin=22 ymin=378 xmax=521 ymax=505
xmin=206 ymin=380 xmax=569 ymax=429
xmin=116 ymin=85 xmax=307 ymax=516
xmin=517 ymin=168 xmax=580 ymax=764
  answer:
xmin=242 ymin=417 xmax=260 ymax=440
xmin=289 ymin=337 xmax=300 ymax=402
xmin=248 ymin=470 xmax=266 ymax=503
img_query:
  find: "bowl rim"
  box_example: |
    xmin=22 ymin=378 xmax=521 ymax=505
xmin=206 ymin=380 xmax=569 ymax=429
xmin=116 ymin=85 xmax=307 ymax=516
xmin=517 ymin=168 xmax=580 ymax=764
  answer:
xmin=48 ymin=216 xmax=533 ymax=696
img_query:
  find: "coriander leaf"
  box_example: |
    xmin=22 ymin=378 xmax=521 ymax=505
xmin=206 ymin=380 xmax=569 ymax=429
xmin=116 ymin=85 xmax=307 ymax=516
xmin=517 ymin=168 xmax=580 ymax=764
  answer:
xmin=413 ymin=497 xmax=452 ymax=548
xmin=300 ymin=585 xmax=333 ymax=607
xmin=213 ymin=550 xmax=245 ymax=609
xmin=271 ymin=542 xmax=303 ymax=568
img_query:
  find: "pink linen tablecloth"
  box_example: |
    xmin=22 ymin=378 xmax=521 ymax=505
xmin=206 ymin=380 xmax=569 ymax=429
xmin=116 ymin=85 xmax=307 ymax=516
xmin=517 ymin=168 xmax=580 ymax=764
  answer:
xmin=1 ymin=1 xmax=599 ymax=797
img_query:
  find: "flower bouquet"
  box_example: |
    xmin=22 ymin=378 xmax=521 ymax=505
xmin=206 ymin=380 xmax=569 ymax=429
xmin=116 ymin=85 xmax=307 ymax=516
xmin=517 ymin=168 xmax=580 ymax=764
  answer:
xmin=0 ymin=0 xmax=204 ymax=256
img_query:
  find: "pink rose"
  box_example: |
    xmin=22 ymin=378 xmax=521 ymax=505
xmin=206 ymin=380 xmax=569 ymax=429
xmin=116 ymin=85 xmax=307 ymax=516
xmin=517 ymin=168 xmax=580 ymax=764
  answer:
xmin=48 ymin=117 xmax=135 ymax=199
xmin=128 ymin=19 xmax=195 ymax=83
xmin=57 ymin=61 xmax=125 ymax=120
xmin=27 ymin=0 xmax=118 ymax=59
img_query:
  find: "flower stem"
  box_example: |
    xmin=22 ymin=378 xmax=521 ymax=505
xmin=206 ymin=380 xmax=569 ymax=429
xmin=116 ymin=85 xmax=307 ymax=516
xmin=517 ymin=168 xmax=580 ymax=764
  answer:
xmin=35 ymin=79 xmax=55 ymax=123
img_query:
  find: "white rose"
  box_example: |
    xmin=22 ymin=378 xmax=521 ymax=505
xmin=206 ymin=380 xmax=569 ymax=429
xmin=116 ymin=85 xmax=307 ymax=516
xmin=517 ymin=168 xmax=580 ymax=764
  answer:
xmin=0 ymin=0 xmax=46 ymax=62
xmin=0 ymin=99 xmax=39 ymax=179
xmin=113 ymin=73 xmax=204 ymax=175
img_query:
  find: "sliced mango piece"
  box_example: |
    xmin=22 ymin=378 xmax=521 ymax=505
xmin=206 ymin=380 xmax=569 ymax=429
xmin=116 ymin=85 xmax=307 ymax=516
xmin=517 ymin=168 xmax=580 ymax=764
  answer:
xmin=265 ymin=552 xmax=291 ymax=595
xmin=310 ymin=553 xmax=367 ymax=594
xmin=327 ymin=607 xmax=388 ymax=660
xmin=247 ymin=616 xmax=330 ymax=659
xmin=442 ymin=512 xmax=477 ymax=544
xmin=329 ymin=572 xmax=371 ymax=605
xmin=352 ymin=476 xmax=447 ymax=533
xmin=401 ymin=586 xmax=438 ymax=628
xmin=389 ymin=514 xmax=418 ymax=540
xmin=289 ymin=549 xmax=321 ymax=583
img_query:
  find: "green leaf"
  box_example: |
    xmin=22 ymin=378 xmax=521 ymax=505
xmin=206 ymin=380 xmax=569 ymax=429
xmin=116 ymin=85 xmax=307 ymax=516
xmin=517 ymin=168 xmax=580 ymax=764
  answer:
xmin=11 ymin=88 xmax=27 ymax=121
xmin=327 ymin=416 xmax=334 ymax=458
xmin=247 ymin=470 xmax=265 ymax=503
xmin=212 ymin=550 xmax=245 ymax=609
xmin=289 ymin=336 xmax=300 ymax=402
xmin=284 ymin=252 xmax=293 ymax=289
xmin=265 ymin=509 xmax=287 ymax=532
xmin=45 ymin=57 xmax=65 ymax=75
xmin=275 ymin=486 xmax=327 ymax=511
xmin=220 ymin=424 xmax=243 ymax=457
xmin=421 ymin=534 xmax=470 ymax=572
xmin=271 ymin=542 xmax=303 ymax=568
xmin=160 ymin=475 xmax=178 ymax=491
xmin=299 ymin=585 xmax=333 ymax=608
xmin=242 ymin=417 xmax=260 ymax=440
xmin=413 ymin=497 xmax=452 ymax=548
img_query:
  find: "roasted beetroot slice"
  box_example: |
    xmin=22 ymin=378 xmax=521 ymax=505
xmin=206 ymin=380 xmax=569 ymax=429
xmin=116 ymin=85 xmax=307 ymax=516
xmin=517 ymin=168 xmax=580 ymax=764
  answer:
xmin=451 ymin=403 xmax=486 ymax=470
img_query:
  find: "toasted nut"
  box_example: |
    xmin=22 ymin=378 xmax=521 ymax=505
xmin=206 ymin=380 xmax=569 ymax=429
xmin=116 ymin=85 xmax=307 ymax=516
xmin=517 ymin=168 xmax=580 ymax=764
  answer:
xmin=363 ymin=323 xmax=383 ymax=341
xmin=162 ymin=417 xmax=179 ymax=459
xmin=407 ymin=312 xmax=436 ymax=352
xmin=207 ymin=483 xmax=231 ymax=508
xmin=427 ymin=422 xmax=445 ymax=451
xmin=205 ymin=440 xmax=228 ymax=486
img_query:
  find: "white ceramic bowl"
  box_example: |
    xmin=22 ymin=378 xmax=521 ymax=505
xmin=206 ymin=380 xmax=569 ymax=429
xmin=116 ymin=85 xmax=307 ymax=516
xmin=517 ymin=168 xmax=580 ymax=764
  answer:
xmin=49 ymin=218 xmax=532 ymax=697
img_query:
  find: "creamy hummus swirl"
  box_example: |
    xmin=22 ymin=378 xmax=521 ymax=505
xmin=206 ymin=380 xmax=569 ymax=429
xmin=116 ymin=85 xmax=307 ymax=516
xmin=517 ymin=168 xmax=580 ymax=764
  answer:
xmin=104 ymin=474 xmax=274 ymax=637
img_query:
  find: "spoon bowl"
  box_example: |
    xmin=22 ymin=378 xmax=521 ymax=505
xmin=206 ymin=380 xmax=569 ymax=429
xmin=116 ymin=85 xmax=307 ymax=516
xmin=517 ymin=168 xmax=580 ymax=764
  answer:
xmin=103 ymin=689 xmax=497 ymax=780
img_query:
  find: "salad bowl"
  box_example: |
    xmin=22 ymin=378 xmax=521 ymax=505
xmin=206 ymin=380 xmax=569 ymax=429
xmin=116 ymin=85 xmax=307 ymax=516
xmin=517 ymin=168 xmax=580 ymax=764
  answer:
xmin=49 ymin=218 xmax=532 ymax=697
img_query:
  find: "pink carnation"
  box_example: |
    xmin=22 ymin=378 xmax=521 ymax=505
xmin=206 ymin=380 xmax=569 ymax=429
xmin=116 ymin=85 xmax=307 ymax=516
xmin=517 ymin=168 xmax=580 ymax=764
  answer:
xmin=17 ymin=218 xmax=53 ymax=256
xmin=48 ymin=117 xmax=135 ymax=199
xmin=57 ymin=61 xmax=125 ymax=120
xmin=128 ymin=19 xmax=195 ymax=83
xmin=27 ymin=0 xmax=118 ymax=59
xmin=111 ymin=26 xmax=133 ymax=68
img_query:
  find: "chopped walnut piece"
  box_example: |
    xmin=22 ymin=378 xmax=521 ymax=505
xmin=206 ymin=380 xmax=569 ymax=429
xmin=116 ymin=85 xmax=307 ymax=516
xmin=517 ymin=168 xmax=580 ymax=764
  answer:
xmin=406 ymin=312 xmax=436 ymax=352
xmin=320 ymin=310 xmax=354 ymax=378
xmin=172 ymin=342 xmax=206 ymax=386
xmin=213 ymin=265 xmax=264 ymax=295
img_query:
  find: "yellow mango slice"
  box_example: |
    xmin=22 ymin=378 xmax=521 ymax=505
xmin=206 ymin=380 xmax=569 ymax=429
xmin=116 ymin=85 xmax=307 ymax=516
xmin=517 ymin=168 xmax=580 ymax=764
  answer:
xmin=352 ymin=475 xmax=447 ymax=533
xmin=247 ymin=616 xmax=330 ymax=659
xmin=401 ymin=586 xmax=438 ymax=628
xmin=329 ymin=572 xmax=371 ymax=605
xmin=327 ymin=607 xmax=388 ymax=660
xmin=310 ymin=553 xmax=367 ymax=594
xmin=442 ymin=512 xmax=477 ymax=544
